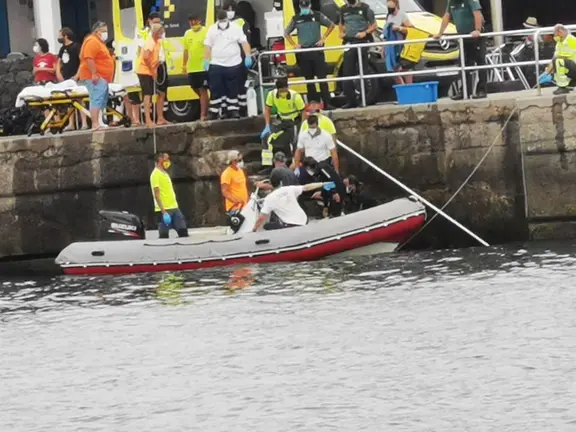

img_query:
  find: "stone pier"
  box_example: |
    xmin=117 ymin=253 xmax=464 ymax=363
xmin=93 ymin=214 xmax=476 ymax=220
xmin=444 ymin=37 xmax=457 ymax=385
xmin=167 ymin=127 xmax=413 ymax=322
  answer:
xmin=1 ymin=90 xmax=576 ymax=260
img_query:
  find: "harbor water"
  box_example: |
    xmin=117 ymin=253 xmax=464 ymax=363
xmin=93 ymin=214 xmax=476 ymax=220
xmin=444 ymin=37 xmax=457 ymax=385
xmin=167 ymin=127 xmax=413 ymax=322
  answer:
xmin=1 ymin=243 xmax=576 ymax=431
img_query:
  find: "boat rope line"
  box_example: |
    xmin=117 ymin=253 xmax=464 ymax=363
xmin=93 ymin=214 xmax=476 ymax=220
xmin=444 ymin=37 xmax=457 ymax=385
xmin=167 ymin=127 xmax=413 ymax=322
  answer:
xmin=61 ymin=210 xmax=425 ymax=268
xmin=397 ymin=105 xmax=520 ymax=250
xmin=336 ymin=140 xmax=490 ymax=247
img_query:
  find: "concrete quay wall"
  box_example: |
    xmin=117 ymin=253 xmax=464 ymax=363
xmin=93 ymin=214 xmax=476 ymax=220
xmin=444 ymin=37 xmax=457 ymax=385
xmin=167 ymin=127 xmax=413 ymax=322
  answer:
xmin=0 ymin=94 xmax=574 ymax=260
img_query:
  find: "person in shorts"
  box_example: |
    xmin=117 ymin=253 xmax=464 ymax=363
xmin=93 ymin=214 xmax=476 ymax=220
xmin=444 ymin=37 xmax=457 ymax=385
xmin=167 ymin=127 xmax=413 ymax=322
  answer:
xmin=183 ymin=14 xmax=209 ymax=121
xmin=136 ymin=23 xmax=164 ymax=128
xmin=78 ymin=21 xmax=115 ymax=131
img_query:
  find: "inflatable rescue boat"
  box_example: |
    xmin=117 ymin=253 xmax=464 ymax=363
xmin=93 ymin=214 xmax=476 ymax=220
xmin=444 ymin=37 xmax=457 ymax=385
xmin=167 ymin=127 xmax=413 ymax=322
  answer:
xmin=56 ymin=195 xmax=426 ymax=276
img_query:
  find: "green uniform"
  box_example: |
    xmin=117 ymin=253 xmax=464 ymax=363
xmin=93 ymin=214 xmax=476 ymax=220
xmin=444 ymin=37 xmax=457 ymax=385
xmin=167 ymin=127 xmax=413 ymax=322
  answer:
xmin=446 ymin=0 xmax=482 ymax=34
xmin=285 ymin=11 xmax=334 ymax=48
xmin=338 ymin=3 xmax=375 ymax=41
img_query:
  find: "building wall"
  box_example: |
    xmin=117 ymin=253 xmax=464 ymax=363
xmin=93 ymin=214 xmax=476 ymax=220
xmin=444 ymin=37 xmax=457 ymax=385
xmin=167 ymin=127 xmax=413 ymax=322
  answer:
xmin=6 ymin=0 xmax=36 ymax=55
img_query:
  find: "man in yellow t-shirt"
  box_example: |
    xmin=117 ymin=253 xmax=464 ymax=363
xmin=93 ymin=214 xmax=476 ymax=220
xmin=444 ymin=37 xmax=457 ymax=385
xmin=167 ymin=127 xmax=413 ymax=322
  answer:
xmin=183 ymin=14 xmax=209 ymax=121
xmin=220 ymin=150 xmax=249 ymax=212
xmin=150 ymin=152 xmax=189 ymax=239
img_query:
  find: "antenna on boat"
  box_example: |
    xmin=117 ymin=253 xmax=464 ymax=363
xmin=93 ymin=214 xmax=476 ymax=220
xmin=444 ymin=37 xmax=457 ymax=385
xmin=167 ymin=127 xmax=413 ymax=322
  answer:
xmin=336 ymin=140 xmax=490 ymax=247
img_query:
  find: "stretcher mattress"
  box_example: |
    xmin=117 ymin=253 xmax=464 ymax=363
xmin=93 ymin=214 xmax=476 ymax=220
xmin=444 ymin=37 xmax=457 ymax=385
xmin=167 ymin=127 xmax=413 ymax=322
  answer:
xmin=15 ymin=80 xmax=126 ymax=108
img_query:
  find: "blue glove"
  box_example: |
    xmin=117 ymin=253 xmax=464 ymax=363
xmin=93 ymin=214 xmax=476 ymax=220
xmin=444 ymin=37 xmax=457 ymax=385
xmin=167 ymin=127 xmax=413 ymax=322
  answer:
xmin=244 ymin=56 xmax=253 ymax=69
xmin=539 ymin=73 xmax=553 ymax=85
xmin=203 ymin=60 xmax=210 ymax=71
xmin=162 ymin=212 xmax=172 ymax=226
xmin=323 ymin=182 xmax=336 ymax=191
xmin=260 ymin=124 xmax=271 ymax=139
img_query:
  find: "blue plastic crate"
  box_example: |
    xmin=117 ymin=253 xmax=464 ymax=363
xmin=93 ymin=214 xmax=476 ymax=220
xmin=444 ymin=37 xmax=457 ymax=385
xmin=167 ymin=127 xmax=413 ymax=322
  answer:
xmin=393 ymin=81 xmax=439 ymax=105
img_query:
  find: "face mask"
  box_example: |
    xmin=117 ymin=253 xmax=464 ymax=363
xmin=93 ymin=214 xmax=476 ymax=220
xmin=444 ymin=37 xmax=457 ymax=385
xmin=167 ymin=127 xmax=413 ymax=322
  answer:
xmin=100 ymin=31 xmax=108 ymax=41
xmin=58 ymin=38 xmax=65 ymax=44
xmin=306 ymin=169 xmax=315 ymax=176
xmin=278 ymin=91 xmax=289 ymax=98
xmin=300 ymin=7 xmax=311 ymax=15
xmin=387 ymin=7 xmax=396 ymax=14
xmin=237 ymin=161 xmax=245 ymax=169
xmin=308 ymin=127 xmax=318 ymax=135
xmin=346 ymin=186 xmax=353 ymax=194
xmin=226 ymin=10 xmax=235 ymax=20
xmin=554 ymin=35 xmax=562 ymax=42
xmin=192 ymin=24 xmax=202 ymax=31
xmin=33 ymin=45 xmax=40 ymax=53
xmin=162 ymin=160 xmax=171 ymax=170
xmin=218 ymin=21 xmax=228 ymax=30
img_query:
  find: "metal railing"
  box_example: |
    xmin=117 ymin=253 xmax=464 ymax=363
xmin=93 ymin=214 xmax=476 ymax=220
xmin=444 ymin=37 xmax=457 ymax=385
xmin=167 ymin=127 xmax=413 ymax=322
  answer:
xmin=257 ymin=24 xmax=576 ymax=108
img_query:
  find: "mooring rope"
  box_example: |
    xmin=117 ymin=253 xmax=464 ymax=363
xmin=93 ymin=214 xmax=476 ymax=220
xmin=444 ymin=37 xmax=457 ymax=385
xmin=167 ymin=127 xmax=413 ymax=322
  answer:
xmin=398 ymin=105 xmax=520 ymax=250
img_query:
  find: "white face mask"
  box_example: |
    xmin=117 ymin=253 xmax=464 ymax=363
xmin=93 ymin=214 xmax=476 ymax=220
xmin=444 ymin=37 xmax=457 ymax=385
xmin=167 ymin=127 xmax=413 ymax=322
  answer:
xmin=308 ymin=127 xmax=318 ymax=135
xmin=100 ymin=31 xmax=108 ymax=41
xmin=33 ymin=45 xmax=40 ymax=53
xmin=237 ymin=160 xmax=245 ymax=169
xmin=306 ymin=169 xmax=315 ymax=176
xmin=217 ymin=21 xmax=228 ymax=30
xmin=346 ymin=186 xmax=353 ymax=194
xmin=226 ymin=10 xmax=235 ymax=19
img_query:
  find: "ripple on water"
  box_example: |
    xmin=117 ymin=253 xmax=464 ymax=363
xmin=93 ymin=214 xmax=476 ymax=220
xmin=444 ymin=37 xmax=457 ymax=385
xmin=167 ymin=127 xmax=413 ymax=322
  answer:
xmin=1 ymin=243 xmax=576 ymax=431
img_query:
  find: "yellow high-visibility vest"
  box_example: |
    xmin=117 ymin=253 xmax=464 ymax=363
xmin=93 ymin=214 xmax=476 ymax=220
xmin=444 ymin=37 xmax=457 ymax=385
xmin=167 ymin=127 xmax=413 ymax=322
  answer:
xmin=555 ymin=34 xmax=576 ymax=61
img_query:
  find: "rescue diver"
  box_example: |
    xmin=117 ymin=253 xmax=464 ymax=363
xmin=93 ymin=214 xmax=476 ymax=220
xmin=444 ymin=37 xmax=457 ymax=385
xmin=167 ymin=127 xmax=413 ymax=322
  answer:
xmin=224 ymin=0 xmax=252 ymax=117
xmin=540 ymin=24 xmax=576 ymax=95
xmin=150 ymin=151 xmax=189 ymax=239
xmin=338 ymin=0 xmax=377 ymax=109
xmin=204 ymin=9 xmax=253 ymax=120
xmin=284 ymin=0 xmax=336 ymax=109
xmin=252 ymin=180 xmax=336 ymax=232
xmin=343 ymin=175 xmax=378 ymax=212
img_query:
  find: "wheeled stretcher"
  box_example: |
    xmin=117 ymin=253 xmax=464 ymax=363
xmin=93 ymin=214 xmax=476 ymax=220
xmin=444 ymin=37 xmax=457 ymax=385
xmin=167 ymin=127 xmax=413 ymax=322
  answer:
xmin=15 ymin=80 xmax=131 ymax=136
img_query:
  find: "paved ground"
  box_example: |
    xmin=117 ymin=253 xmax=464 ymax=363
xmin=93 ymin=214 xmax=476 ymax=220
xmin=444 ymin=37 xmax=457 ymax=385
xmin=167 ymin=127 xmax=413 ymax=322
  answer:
xmin=0 ymin=86 xmax=563 ymax=143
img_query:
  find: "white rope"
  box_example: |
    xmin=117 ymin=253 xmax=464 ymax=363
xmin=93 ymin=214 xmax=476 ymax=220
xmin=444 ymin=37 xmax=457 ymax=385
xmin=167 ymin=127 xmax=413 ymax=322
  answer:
xmin=398 ymin=105 xmax=519 ymax=250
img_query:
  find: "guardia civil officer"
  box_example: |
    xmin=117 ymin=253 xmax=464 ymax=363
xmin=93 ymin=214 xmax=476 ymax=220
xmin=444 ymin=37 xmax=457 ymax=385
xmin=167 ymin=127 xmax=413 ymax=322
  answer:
xmin=284 ymin=0 xmax=336 ymax=109
xmin=338 ymin=0 xmax=377 ymax=109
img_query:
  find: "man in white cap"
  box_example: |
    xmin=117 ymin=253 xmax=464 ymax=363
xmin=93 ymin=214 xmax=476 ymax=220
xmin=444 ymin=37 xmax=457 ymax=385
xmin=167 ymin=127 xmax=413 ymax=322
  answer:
xmin=220 ymin=150 xmax=249 ymax=214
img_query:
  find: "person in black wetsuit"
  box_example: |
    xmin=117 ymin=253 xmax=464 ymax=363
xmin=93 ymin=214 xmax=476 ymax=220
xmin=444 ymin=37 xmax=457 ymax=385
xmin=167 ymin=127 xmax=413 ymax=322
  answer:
xmin=296 ymin=156 xmax=346 ymax=218
xmin=343 ymin=174 xmax=378 ymax=213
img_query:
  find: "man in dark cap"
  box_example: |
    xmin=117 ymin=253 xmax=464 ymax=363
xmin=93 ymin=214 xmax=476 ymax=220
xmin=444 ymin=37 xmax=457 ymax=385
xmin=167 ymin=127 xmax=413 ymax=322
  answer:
xmin=256 ymin=152 xmax=299 ymax=190
xmin=284 ymin=0 xmax=335 ymax=109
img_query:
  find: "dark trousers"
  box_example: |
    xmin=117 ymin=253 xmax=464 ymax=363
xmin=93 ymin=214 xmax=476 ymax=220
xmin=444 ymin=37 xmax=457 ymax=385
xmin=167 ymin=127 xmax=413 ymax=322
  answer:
xmin=342 ymin=40 xmax=370 ymax=106
xmin=236 ymin=65 xmax=248 ymax=116
xmin=461 ymin=38 xmax=487 ymax=96
xmin=155 ymin=208 xmax=188 ymax=239
xmin=208 ymin=64 xmax=240 ymax=116
xmin=296 ymin=50 xmax=331 ymax=106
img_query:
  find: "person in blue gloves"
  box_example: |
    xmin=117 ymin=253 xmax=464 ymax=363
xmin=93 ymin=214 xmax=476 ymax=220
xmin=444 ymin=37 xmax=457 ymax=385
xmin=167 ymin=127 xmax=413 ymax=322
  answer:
xmin=261 ymin=77 xmax=306 ymax=144
xmin=204 ymin=9 xmax=253 ymax=120
xmin=150 ymin=151 xmax=189 ymax=239
xmin=252 ymin=179 xmax=335 ymax=232
xmin=540 ymin=24 xmax=576 ymax=95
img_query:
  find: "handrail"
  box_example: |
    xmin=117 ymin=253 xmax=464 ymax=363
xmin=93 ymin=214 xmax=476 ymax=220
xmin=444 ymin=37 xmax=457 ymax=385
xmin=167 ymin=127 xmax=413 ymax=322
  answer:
xmin=533 ymin=24 xmax=576 ymax=95
xmin=257 ymin=24 xmax=576 ymax=107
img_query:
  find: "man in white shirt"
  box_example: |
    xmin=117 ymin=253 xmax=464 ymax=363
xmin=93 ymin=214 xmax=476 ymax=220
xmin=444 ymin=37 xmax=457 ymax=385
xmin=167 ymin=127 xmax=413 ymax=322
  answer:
xmin=292 ymin=114 xmax=340 ymax=171
xmin=252 ymin=180 xmax=335 ymax=231
xmin=204 ymin=9 xmax=253 ymax=120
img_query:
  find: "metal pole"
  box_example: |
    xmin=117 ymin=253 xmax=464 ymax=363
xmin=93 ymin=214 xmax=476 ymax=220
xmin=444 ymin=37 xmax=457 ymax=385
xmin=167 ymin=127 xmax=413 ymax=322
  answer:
xmin=490 ymin=0 xmax=504 ymax=46
xmin=337 ymin=139 xmax=490 ymax=247
xmin=458 ymin=38 xmax=469 ymax=99
xmin=356 ymin=45 xmax=367 ymax=107
xmin=534 ymin=29 xmax=542 ymax=96
xmin=257 ymin=55 xmax=266 ymax=112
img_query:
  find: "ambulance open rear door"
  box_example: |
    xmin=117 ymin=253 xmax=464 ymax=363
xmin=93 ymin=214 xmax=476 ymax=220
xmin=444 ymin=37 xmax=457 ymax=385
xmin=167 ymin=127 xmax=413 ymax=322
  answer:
xmin=112 ymin=0 xmax=144 ymax=91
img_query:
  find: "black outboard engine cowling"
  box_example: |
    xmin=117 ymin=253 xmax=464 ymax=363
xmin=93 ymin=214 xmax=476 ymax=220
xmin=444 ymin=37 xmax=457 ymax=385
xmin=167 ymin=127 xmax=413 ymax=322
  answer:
xmin=98 ymin=210 xmax=146 ymax=240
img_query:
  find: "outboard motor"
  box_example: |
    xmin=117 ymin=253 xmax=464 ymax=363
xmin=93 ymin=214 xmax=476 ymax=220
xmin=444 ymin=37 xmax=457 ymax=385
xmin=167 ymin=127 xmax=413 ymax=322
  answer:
xmin=98 ymin=210 xmax=146 ymax=240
